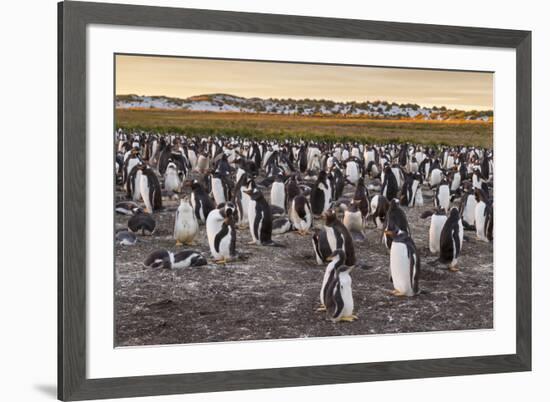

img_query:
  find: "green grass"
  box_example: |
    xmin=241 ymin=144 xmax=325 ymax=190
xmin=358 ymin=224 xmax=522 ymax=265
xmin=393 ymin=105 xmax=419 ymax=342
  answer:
xmin=115 ymin=109 xmax=493 ymax=148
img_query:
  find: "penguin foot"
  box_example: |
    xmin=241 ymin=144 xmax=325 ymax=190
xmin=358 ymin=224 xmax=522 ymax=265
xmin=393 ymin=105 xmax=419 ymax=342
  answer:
xmin=315 ymin=304 xmax=326 ymax=312
xmin=449 ymin=266 xmax=460 ymax=272
xmin=175 ymin=240 xmax=183 ymax=246
xmin=391 ymin=289 xmax=406 ymax=297
xmin=214 ymin=258 xmax=228 ymax=265
xmin=339 ymin=315 xmax=358 ymax=322
xmin=248 ymin=240 xmax=258 ymax=245
xmin=298 ymin=230 xmax=310 ymax=236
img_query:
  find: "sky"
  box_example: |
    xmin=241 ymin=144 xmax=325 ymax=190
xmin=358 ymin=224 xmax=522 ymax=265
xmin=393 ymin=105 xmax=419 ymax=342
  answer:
xmin=116 ymin=55 xmax=493 ymax=111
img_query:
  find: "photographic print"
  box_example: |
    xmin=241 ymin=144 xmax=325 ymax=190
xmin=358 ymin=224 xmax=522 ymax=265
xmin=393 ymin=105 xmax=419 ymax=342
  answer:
xmin=114 ymin=55 xmax=494 ymax=347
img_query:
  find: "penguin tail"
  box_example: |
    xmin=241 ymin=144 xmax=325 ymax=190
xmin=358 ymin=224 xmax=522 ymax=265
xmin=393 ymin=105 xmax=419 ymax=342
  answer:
xmin=356 ymin=263 xmax=373 ymax=270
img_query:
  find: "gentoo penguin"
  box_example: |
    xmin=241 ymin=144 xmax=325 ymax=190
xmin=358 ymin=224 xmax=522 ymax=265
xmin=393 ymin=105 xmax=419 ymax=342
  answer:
xmin=381 ymin=164 xmax=399 ymax=201
xmin=272 ymin=217 xmax=293 ymax=235
xmin=383 ymin=199 xmax=411 ymax=250
xmin=343 ymin=201 xmax=366 ymax=241
xmin=429 ymin=167 xmax=444 ymax=188
xmin=115 ymin=201 xmax=140 ymax=216
xmin=139 ymin=165 xmax=163 ymax=213
xmin=317 ymin=249 xmax=345 ymax=311
xmin=310 ymin=170 xmax=332 ymax=216
xmin=325 ymin=263 xmax=357 ymax=322
xmin=244 ymin=188 xmax=277 ymax=246
xmin=289 ymin=194 xmax=313 ymax=236
xmin=127 ymin=210 xmax=156 ymax=235
xmin=450 ymin=168 xmax=462 ymax=193
xmin=284 ymin=174 xmax=301 ymax=211
xmin=474 ymin=188 xmax=493 ymax=242
xmin=312 ymin=229 xmax=332 ymax=265
xmin=400 ymin=173 xmax=423 ymax=207
xmin=385 ymin=229 xmax=421 ymax=296
xmin=196 ymin=152 xmax=209 ymax=174
xmin=421 ymin=207 xmax=447 ymax=254
xmin=459 ymin=185 xmax=477 ymax=230
xmin=115 ymin=230 xmax=137 ymax=246
xmin=126 ymin=162 xmax=144 ymax=201
xmin=143 ymin=249 xmax=207 ymax=269
xmin=434 ymin=178 xmax=451 ymax=213
xmin=206 ymin=202 xmax=237 ymax=264
xmin=370 ymin=194 xmax=390 ymax=229
xmin=353 ymin=175 xmax=370 ymax=219
xmin=330 ymin=164 xmax=346 ymax=201
xmin=164 ymin=161 xmax=181 ymax=193
xmin=323 ymin=209 xmax=356 ymax=266
xmin=210 ymin=170 xmax=232 ymax=206
xmin=270 ymin=174 xmax=286 ymax=210
xmin=174 ymin=197 xmax=199 ymax=246
xmin=345 ymin=158 xmax=361 ymax=185
xmin=439 ymin=207 xmax=464 ymax=271
xmin=189 ymin=179 xmax=215 ymax=224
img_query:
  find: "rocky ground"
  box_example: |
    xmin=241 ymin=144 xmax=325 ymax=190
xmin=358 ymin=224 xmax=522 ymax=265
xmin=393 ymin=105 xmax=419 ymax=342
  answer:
xmin=114 ymin=178 xmax=493 ymax=347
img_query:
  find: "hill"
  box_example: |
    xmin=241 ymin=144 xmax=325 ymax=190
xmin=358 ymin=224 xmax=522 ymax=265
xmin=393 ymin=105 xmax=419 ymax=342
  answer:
xmin=116 ymin=93 xmax=492 ymax=122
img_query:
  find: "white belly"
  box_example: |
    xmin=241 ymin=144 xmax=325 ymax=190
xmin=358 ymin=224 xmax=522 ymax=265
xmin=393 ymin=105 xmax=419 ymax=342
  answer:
xmin=139 ymin=175 xmax=152 ymax=212
xmin=248 ymin=199 xmax=260 ymax=242
xmin=463 ymin=195 xmax=476 ymax=226
xmin=346 ymin=164 xmax=359 ymax=185
xmin=271 ymin=182 xmax=285 ymax=210
xmin=437 ymin=186 xmax=450 ymax=212
xmin=322 ymin=185 xmax=332 ymax=213
xmin=451 ymin=173 xmax=461 ymax=191
xmin=337 ymin=273 xmax=354 ymax=319
xmin=211 ymin=178 xmax=226 ymax=206
xmin=240 ymin=189 xmax=250 ymax=223
xmin=390 ymin=243 xmax=414 ymax=296
xmin=164 ymin=171 xmax=181 ymax=193
xmin=430 ymin=169 xmax=442 ymax=187
xmin=174 ymin=211 xmax=198 ymax=243
xmin=343 ymin=210 xmax=363 ymax=232
xmin=132 ymin=170 xmax=142 ymax=201
xmin=429 ymin=215 xmax=446 ymax=253
xmin=475 ymin=201 xmax=487 ymax=241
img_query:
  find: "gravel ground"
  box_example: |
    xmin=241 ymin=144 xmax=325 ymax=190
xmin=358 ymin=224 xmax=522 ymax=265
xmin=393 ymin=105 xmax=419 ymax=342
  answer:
xmin=114 ymin=177 xmax=493 ymax=347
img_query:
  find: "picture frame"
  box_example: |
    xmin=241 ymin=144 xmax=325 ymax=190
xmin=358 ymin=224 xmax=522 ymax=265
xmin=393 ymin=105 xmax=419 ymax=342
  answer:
xmin=58 ymin=1 xmax=532 ymax=400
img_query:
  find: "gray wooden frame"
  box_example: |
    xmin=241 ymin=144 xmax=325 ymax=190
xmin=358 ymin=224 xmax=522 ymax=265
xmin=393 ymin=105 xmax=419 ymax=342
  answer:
xmin=58 ymin=1 xmax=531 ymax=400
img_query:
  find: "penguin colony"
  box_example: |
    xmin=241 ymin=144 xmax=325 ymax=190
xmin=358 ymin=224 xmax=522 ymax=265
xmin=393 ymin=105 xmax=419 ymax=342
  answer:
xmin=115 ymin=129 xmax=493 ymax=328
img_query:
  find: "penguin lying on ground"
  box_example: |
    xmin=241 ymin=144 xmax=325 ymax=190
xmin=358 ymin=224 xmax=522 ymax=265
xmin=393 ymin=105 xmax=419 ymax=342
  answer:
xmin=143 ymin=249 xmax=207 ymax=269
xmin=115 ymin=201 xmax=140 ymax=216
xmin=115 ymin=230 xmax=137 ymax=246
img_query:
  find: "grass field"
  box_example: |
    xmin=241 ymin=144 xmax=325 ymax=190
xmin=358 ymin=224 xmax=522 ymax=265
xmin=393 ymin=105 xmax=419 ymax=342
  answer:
xmin=115 ymin=109 xmax=493 ymax=148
